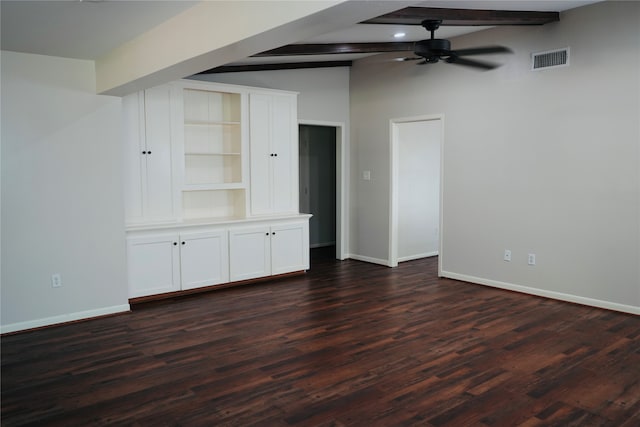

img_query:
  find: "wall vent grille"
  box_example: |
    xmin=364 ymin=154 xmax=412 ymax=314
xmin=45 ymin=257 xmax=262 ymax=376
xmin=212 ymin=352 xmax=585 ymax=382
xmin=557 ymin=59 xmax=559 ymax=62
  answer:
xmin=531 ymin=47 xmax=570 ymax=70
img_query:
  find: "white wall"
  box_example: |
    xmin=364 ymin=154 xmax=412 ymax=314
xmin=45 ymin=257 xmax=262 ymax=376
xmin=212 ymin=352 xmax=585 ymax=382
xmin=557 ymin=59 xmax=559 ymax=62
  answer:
xmin=189 ymin=67 xmax=350 ymax=123
xmin=350 ymin=1 xmax=639 ymax=313
xmin=1 ymin=51 xmax=130 ymax=333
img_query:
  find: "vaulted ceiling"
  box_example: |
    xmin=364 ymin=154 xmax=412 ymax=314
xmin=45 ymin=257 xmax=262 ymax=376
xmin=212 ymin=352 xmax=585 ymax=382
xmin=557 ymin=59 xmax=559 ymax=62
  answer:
xmin=0 ymin=1 xmax=601 ymax=94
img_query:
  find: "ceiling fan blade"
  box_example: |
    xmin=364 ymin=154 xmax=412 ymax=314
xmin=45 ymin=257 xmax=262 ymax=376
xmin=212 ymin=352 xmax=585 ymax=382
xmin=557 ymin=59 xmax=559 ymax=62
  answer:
xmin=451 ymin=46 xmax=512 ymax=56
xmin=446 ymin=56 xmax=498 ymax=70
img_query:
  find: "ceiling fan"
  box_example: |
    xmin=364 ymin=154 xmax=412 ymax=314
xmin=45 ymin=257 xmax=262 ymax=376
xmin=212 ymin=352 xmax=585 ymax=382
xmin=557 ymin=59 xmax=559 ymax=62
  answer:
xmin=403 ymin=19 xmax=513 ymax=70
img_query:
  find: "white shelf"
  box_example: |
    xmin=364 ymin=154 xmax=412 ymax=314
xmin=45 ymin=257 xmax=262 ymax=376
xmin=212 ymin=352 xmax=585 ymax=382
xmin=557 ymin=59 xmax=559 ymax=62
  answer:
xmin=185 ymin=152 xmax=241 ymax=156
xmin=182 ymin=183 xmax=245 ymax=191
xmin=182 ymin=188 xmax=246 ymax=220
xmin=185 ymin=121 xmax=240 ymax=126
xmin=182 ymin=86 xmax=245 ymax=208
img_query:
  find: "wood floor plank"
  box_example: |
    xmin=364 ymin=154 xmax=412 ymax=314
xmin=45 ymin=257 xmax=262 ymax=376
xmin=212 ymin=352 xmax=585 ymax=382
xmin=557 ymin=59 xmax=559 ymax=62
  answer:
xmin=2 ymin=251 xmax=639 ymax=426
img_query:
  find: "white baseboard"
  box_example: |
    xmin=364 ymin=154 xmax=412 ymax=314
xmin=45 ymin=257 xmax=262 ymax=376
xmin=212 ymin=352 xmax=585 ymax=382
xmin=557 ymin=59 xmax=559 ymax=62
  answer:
xmin=1 ymin=304 xmax=131 ymax=334
xmin=398 ymin=251 xmax=439 ymax=263
xmin=347 ymin=253 xmax=393 ymax=267
xmin=440 ymin=271 xmax=640 ymax=316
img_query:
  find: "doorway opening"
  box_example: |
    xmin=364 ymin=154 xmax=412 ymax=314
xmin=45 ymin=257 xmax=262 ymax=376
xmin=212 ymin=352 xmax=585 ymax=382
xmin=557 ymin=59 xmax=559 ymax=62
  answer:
xmin=299 ymin=122 xmax=346 ymax=261
xmin=389 ymin=115 xmax=444 ymax=271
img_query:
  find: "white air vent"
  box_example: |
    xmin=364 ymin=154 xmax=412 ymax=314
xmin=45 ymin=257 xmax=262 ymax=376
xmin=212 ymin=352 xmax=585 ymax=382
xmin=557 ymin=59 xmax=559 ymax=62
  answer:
xmin=531 ymin=47 xmax=570 ymax=71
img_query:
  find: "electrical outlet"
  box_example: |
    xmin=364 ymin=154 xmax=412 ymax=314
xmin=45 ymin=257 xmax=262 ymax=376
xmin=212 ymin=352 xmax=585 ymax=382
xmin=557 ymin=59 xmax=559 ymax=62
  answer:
xmin=528 ymin=254 xmax=536 ymax=266
xmin=51 ymin=273 xmax=62 ymax=288
xmin=503 ymin=249 xmax=512 ymax=262
xmin=362 ymin=170 xmax=371 ymax=181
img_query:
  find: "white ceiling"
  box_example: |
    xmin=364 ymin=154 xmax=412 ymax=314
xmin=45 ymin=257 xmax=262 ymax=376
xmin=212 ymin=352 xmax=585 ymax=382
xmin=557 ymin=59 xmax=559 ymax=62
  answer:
xmin=0 ymin=0 xmax=198 ymax=60
xmin=1 ymin=0 xmax=601 ymax=67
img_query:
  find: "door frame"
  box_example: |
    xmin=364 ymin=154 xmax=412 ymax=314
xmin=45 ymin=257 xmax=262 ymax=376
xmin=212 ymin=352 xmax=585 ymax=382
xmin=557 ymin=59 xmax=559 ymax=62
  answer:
xmin=298 ymin=120 xmax=347 ymax=261
xmin=389 ymin=114 xmax=444 ymax=272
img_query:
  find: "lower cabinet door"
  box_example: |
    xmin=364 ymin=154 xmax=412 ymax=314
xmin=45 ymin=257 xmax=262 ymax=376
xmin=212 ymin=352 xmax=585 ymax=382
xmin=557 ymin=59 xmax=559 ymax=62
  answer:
xmin=127 ymin=233 xmax=181 ymax=298
xmin=271 ymin=221 xmax=309 ymax=275
xmin=180 ymin=230 xmax=229 ymax=290
xmin=229 ymin=225 xmax=271 ymax=282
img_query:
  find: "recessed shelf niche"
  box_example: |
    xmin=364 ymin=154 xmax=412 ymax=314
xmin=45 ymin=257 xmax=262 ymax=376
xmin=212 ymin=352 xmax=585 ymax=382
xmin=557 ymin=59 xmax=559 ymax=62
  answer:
xmin=181 ymin=86 xmax=246 ymax=220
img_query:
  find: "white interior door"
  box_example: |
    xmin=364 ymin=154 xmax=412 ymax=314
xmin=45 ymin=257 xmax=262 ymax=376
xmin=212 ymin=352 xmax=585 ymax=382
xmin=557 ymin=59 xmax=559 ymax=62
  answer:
xmin=390 ymin=116 xmax=442 ymax=266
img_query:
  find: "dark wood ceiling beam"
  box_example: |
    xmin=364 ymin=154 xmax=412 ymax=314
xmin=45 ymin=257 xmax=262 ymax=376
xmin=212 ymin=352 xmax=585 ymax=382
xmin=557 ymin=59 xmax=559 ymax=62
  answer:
xmin=252 ymin=42 xmax=413 ymax=57
xmin=362 ymin=7 xmax=559 ymax=26
xmin=197 ymin=60 xmax=353 ymax=74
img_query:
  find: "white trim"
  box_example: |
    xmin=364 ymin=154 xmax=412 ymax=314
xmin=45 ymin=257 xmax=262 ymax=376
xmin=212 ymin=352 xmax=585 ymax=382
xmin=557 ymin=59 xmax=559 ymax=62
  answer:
xmin=1 ymin=304 xmax=131 ymax=334
xmin=389 ymin=114 xmax=445 ymax=269
xmin=298 ymin=120 xmax=348 ymax=261
xmin=398 ymin=251 xmax=438 ymax=263
xmin=348 ymin=253 xmax=393 ymax=267
xmin=440 ymin=271 xmax=640 ymax=316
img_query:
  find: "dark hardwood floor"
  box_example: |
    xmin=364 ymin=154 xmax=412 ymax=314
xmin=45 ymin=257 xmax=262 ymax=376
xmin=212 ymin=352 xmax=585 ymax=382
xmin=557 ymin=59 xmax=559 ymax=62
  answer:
xmin=2 ymin=251 xmax=639 ymax=426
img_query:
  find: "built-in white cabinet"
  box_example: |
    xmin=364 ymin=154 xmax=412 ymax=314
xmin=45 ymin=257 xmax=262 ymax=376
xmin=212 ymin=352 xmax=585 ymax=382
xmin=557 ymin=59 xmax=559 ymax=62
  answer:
xmin=229 ymin=220 xmax=309 ymax=282
xmin=228 ymin=225 xmax=271 ymax=282
xmin=127 ymin=233 xmax=181 ymax=298
xmin=270 ymin=221 xmax=310 ymax=275
xmin=249 ymin=92 xmax=298 ymax=216
xmin=123 ymin=85 xmax=178 ymax=224
xmin=127 ymin=229 xmax=229 ymax=298
xmin=128 ymin=217 xmax=310 ymax=298
xmin=180 ymin=230 xmax=229 ymax=290
xmin=124 ymin=80 xmax=308 ymax=300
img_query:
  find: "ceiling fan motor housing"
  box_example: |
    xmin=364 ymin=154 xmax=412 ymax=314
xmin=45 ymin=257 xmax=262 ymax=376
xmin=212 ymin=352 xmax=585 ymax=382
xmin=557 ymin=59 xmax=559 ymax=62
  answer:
xmin=415 ymin=39 xmax=451 ymax=57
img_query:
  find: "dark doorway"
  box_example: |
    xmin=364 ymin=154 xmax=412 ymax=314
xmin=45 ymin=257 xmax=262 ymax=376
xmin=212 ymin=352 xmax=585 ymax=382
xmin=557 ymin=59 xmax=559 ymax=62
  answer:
xmin=299 ymin=125 xmax=337 ymax=255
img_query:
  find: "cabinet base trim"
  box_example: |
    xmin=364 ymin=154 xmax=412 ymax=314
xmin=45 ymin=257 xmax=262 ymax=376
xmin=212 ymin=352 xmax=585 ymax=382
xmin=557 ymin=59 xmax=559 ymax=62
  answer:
xmin=128 ymin=271 xmax=306 ymax=305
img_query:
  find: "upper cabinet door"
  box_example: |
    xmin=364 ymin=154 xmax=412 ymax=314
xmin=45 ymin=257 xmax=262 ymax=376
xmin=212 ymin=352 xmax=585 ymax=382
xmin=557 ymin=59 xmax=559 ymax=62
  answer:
xmin=249 ymin=93 xmax=273 ymax=216
xmin=143 ymin=85 xmax=176 ymax=220
xmin=122 ymin=91 xmax=145 ymax=222
xmin=271 ymin=94 xmax=298 ymax=213
xmin=249 ymin=92 xmax=298 ymax=216
xmin=122 ymin=84 xmax=177 ymax=225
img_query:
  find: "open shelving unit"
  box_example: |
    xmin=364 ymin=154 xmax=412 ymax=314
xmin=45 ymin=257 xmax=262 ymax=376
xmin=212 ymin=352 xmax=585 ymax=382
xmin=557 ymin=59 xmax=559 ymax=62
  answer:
xmin=181 ymin=87 xmax=247 ymax=220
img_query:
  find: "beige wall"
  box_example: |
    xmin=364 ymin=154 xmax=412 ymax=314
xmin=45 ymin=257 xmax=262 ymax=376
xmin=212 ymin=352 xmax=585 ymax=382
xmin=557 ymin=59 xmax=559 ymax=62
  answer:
xmin=349 ymin=1 xmax=639 ymax=312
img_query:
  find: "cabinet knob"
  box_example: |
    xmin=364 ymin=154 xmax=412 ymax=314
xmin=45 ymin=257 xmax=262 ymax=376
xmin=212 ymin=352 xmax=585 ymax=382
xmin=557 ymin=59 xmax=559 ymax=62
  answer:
xmin=181 ymin=241 xmax=185 ymax=245
xmin=274 ymin=153 xmax=278 ymax=157
xmin=142 ymin=151 xmax=147 ymax=154
xmin=173 ymin=242 xmax=177 ymax=246
xmin=272 ymin=232 xmax=276 ymax=235
xmin=147 ymin=151 xmax=152 ymax=155
xmin=265 ymin=232 xmax=269 ymax=236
